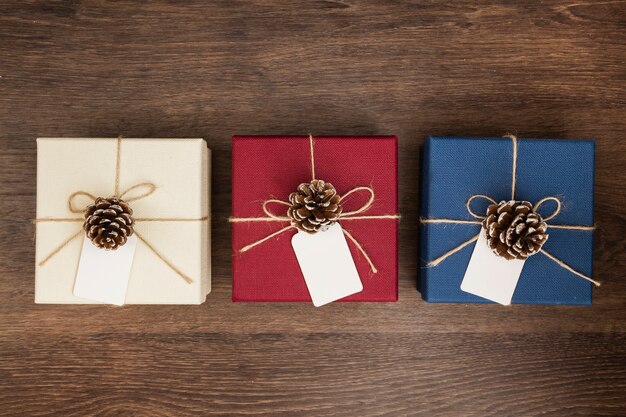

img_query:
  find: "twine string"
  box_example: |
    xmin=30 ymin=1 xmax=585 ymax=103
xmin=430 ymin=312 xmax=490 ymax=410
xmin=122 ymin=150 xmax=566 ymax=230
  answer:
xmin=309 ymin=133 xmax=316 ymax=180
xmin=262 ymin=199 xmax=291 ymax=220
xmin=65 ymin=183 xmax=158 ymax=216
xmin=419 ymin=134 xmax=598 ymax=286
xmin=504 ymin=133 xmax=518 ymax=200
xmin=134 ymin=216 xmax=208 ymax=222
xmin=119 ymin=182 xmax=157 ymax=202
xmin=68 ymin=191 xmax=98 ymax=214
xmin=239 ymin=225 xmax=295 ymax=253
xmin=134 ymin=230 xmax=193 ymax=284
xmin=548 ymin=224 xmax=594 ymax=230
xmin=427 ymin=233 xmax=481 ymax=267
xmin=35 ymin=136 xmax=208 ymax=284
xmin=466 ymin=194 xmax=497 ymax=219
xmin=464 ymin=194 xmax=562 ymax=222
xmin=36 ymin=229 xmax=84 ymax=267
xmin=539 ymin=248 xmax=600 ymax=286
xmin=340 ymin=186 xmax=375 ymax=216
xmin=534 ymin=196 xmax=561 ymax=222
xmin=342 ymin=227 xmax=378 ymax=273
xmin=229 ymin=134 xmax=400 ymax=273
xmin=418 ymin=218 xmax=482 ymax=225
xmin=114 ymin=136 xmax=122 ymax=197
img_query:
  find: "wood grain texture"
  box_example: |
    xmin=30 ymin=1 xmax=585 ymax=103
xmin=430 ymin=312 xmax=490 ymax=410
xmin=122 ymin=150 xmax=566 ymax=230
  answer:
xmin=1 ymin=1 xmax=625 ymax=416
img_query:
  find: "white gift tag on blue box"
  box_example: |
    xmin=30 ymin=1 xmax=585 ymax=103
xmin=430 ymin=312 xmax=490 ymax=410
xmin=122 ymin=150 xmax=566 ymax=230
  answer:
xmin=461 ymin=233 xmax=526 ymax=305
xmin=73 ymin=235 xmax=137 ymax=305
xmin=291 ymin=223 xmax=363 ymax=307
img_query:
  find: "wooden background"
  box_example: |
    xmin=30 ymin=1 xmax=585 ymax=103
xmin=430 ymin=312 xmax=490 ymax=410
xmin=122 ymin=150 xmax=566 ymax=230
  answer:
xmin=1 ymin=1 xmax=625 ymax=416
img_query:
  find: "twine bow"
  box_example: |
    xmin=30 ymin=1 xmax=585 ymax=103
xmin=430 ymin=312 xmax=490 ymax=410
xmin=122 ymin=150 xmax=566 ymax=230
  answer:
xmin=34 ymin=136 xmax=209 ymax=284
xmin=229 ymin=134 xmax=400 ymax=273
xmin=420 ymin=134 xmax=599 ymax=286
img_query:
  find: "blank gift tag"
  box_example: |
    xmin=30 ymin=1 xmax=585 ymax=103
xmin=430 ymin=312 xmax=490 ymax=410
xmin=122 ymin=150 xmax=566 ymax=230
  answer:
xmin=73 ymin=235 xmax=137 ymax=305
xmin=291 ymin=223 xmax=363 ymax=307
xmin=460 ymin=233 xmax=526 ymax=305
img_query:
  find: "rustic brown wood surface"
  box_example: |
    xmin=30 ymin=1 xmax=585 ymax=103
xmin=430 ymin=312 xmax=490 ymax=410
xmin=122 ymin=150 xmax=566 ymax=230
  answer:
xmin=1 ymin=1 xmax=625 ymax=416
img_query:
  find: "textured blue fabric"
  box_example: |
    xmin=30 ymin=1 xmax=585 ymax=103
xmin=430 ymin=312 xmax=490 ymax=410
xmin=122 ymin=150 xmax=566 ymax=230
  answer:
xmin=420 ymin=136 xmax=595 ymax=305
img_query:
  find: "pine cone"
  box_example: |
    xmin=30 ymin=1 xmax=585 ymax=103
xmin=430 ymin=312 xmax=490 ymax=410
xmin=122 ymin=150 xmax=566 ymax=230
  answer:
xmin=482 ymin=200 xmax=548 ymax=260
xmin=83 ymin=197 xmax=135 ymax=250
xmin=287 ymin=180 xmax=343 ymax=233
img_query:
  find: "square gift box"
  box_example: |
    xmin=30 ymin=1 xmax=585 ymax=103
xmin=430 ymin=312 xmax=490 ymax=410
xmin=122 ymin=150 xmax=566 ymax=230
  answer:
xmin=35 ymin=138 xmax=211 ymax=304
xmin=231 ymin=135 xmax=398 ymax=302
xmin=420 ymin=135 xmax=595 ymax=305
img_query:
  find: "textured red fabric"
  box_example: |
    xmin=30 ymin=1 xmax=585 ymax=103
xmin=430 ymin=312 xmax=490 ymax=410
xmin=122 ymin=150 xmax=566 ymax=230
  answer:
xmin=232 ymin=136 xmax=398 ymax=302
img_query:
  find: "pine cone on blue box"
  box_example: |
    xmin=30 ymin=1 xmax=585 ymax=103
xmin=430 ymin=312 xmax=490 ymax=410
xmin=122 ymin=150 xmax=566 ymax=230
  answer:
xmin=483 ymin=200 xmax=548 ymax=260
xmin=287 ymin=179 xmax=343 ymax=233
xmin=83 ymin=197 xmax=135 ymax=250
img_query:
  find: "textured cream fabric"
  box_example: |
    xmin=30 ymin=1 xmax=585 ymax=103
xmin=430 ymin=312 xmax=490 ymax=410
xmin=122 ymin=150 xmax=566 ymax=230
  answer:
xmin=35 ymin=138 xmax=211 ymax=304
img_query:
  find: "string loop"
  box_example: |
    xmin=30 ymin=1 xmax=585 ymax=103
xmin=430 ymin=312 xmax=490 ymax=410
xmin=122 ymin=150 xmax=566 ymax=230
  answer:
xmin=119 ymin=182 xmax=157 ymax=202
xmin=341 ymin=186 xmax=375 ymax=216
xmin=262 ymin=199 xmax=291 ymax=220
xmin=466 ymin=194 xmax=497 ymax=219
xmin=68 ymin=191 xmax=98 ymax=214
xmin=534 ymin=196 xmax=561 ymax=222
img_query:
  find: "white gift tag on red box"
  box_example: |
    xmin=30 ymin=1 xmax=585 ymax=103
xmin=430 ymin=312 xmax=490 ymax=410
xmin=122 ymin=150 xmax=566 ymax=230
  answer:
xmin=460 ymin=233 xmax=526 ymax=305
xmin=73 ymin=235 xmax=137 ymax=305
xmin=291 ymin=223 xmax=363 ymax=307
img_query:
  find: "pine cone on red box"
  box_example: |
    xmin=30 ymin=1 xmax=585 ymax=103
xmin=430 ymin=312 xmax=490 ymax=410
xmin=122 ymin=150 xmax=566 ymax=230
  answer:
xmin=287 ymin=179 xmax=343 ymax=233
xmin=83 ymin=197 xmax=135 ymax=250
xmin=483 ymin=200 xmax=548 ymax=260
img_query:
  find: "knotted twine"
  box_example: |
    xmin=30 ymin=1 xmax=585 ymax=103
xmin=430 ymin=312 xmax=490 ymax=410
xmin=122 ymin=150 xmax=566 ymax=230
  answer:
xmin=420 ymin=134 xmax=600 ymax=286
xmin=229 ymin=134 xmax=400 ymax=273
xmin=33 ymin=137 xmax=209 ymax=284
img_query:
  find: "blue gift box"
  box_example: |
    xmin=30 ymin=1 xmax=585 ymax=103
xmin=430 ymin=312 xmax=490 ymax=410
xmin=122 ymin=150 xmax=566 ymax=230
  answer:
xmin=420 ymin=136 xmax=595 ymax=305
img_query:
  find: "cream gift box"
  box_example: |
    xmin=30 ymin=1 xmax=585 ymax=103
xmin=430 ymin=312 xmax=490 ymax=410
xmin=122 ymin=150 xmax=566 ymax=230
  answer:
xmin=35 ymin=138 xmax=211 ymax=304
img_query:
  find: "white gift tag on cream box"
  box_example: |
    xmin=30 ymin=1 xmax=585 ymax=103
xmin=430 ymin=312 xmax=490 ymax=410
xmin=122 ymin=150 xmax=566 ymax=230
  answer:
xmin=291 ymin=223 xmax=363 ymax=307
xmin=74 ymin=235 xmax=138 ymax=305
xmin=460 ymin=233 xmax=526 ymax=305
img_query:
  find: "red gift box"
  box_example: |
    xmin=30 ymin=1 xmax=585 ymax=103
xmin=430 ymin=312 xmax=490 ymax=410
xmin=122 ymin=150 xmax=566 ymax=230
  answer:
xmin=231 ymin=135 xmax=398 ymax=302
